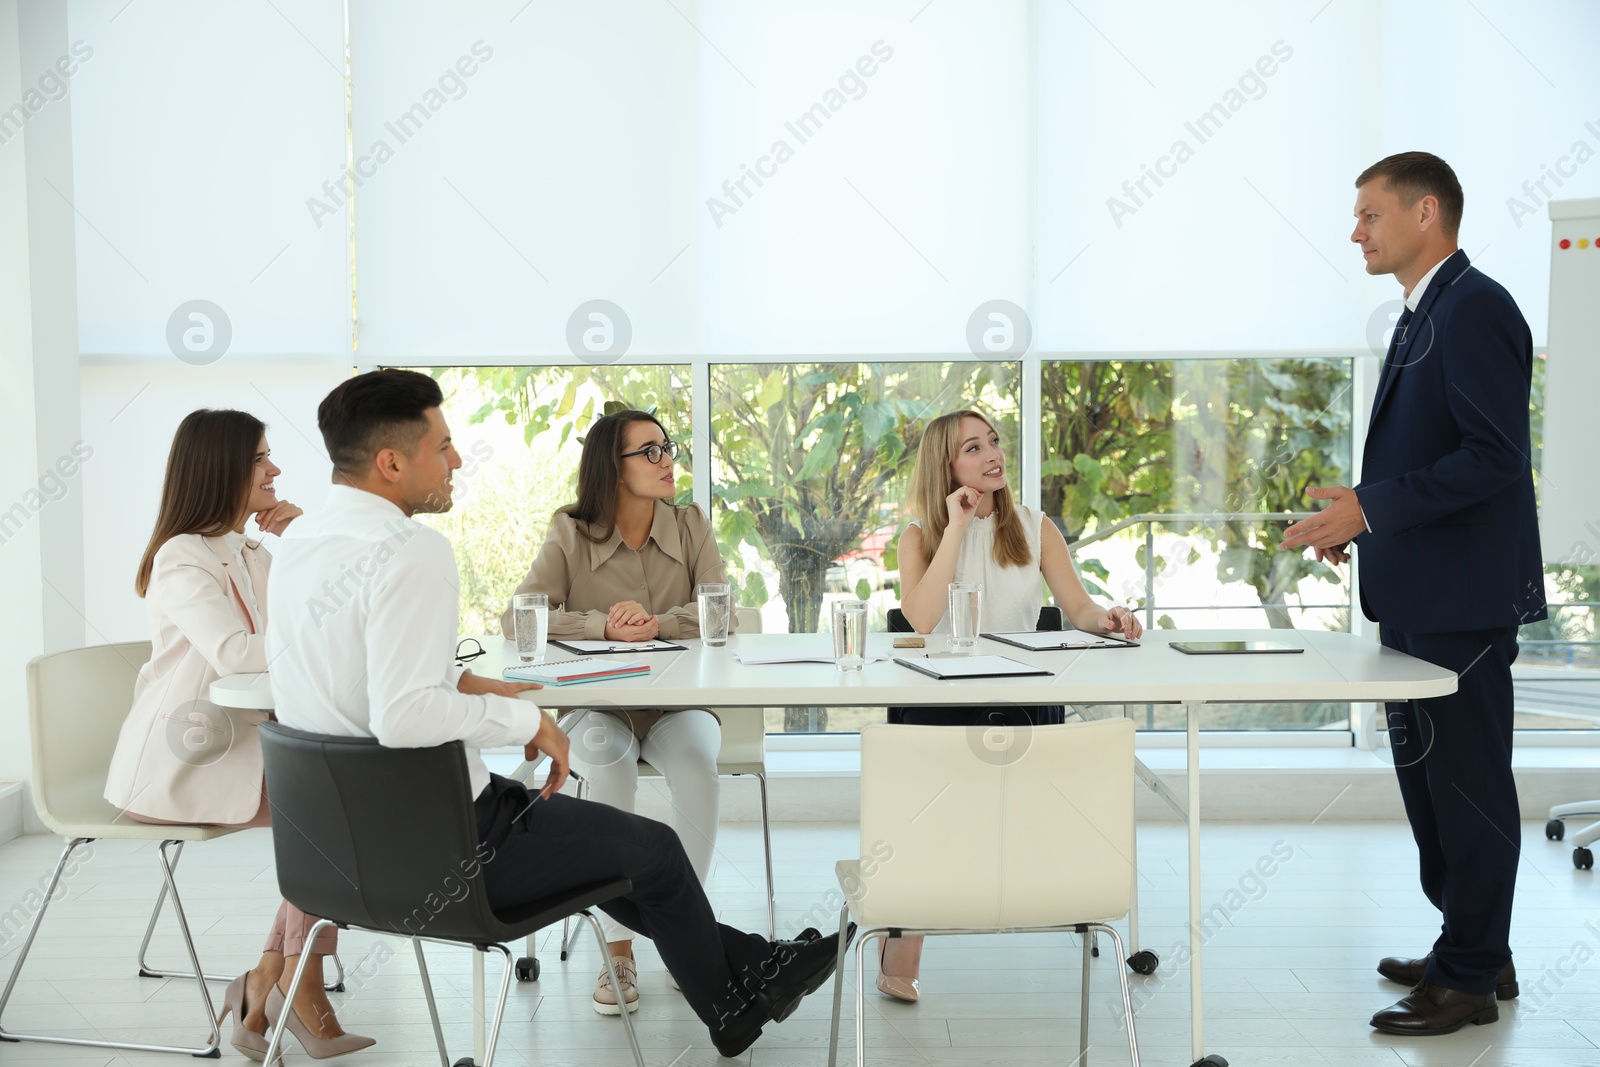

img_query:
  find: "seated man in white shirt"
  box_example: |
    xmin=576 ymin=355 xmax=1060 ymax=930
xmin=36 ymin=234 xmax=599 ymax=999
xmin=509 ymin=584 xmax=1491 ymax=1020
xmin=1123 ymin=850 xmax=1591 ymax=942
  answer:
xmin=266 ymin=369 xmax=843 ymax=1057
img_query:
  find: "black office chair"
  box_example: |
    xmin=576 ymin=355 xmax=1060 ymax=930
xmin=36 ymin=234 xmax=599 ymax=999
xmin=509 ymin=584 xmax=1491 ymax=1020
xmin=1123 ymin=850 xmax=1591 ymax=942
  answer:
xmin=257 ymin=722 xmax=645 ymax=1067
xmin=884 ymin=606 xmax=1068 ymax=725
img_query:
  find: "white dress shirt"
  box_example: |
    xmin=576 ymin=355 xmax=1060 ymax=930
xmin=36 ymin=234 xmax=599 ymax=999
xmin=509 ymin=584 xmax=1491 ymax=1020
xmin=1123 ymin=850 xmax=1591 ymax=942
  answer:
xmin=266 ymin=484 xmax=545 ymax=799
xmin=1405 ymin=254 xmax=1451 ymax=312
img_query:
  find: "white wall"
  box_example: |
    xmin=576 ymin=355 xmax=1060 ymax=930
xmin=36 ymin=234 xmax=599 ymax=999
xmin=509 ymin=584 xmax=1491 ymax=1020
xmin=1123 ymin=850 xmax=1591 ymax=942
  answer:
xmin=79 ymin=363 xmax=351 ymax=641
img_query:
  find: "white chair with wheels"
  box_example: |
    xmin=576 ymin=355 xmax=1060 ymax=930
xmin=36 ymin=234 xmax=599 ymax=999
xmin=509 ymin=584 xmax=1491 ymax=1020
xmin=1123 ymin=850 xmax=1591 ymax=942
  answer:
xmin=0 ymin=642 xmax=233 ymax=1057
xmin=1546 ymin=799 xmax=1600 ymax=869
xmin=827 ymin=718 xmax=1142 ymax=1067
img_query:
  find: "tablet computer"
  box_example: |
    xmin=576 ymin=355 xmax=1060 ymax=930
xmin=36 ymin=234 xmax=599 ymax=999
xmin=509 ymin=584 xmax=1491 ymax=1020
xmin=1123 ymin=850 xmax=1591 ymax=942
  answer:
xmin=1170 ymin=640 xmax=1304 ymax=655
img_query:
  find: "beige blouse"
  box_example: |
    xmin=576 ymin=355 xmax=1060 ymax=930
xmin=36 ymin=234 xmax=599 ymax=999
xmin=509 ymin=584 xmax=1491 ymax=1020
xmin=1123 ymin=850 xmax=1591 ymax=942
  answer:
xmin=500 ymin=500 xmax=727 ymax=735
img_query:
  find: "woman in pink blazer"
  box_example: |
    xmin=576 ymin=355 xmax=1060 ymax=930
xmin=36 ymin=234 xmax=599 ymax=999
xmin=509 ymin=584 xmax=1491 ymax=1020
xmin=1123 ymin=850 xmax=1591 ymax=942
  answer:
xmin=104 ymin=409 xmax=372 ymax=1060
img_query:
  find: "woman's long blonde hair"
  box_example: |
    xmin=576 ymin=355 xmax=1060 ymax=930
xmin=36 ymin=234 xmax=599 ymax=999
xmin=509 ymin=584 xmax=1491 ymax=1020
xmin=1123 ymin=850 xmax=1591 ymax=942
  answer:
xmin=906 ymin=409 xmax=1031 ymax=568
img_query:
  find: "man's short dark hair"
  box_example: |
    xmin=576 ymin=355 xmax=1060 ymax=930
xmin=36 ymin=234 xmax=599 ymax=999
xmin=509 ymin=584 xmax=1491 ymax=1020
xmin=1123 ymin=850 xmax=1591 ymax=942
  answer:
xmin=318 ymin=369 xmax=444 ymax=476
xmin=1356 ymin=151 xmax=1464 ymax=238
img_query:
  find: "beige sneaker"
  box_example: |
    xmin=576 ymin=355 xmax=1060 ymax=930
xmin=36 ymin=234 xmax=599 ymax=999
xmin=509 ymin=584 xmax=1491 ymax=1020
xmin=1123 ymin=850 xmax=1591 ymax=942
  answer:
xmin=593 ymin=956 xmax=640 ymax=1015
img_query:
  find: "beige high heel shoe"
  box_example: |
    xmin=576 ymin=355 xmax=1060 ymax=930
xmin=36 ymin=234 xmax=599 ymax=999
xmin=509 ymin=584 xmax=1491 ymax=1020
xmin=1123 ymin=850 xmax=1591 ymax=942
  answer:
xmin=877 ymin=936 xmax=921 ymax=1003
xmin=264 ymin=985 xmax=376 ymax=1059
xmin=218 ymin=972 xmax=272 ymax=1061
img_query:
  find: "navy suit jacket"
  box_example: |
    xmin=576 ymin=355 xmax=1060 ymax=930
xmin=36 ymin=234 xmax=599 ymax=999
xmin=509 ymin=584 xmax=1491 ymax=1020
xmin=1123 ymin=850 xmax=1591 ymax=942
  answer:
xmin=1355 ymin=250 xmax=1545 ymax=634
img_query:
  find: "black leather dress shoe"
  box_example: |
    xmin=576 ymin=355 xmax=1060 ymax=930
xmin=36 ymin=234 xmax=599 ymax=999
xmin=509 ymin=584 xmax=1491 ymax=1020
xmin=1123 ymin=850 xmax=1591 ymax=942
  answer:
xmin=1377 ymin=954 xmax=1518 ymax=999
xmin=1371 ymin=981 xmax=1498 ymax=1035
xmin=711 ymin=932 xmax=848 ymax=1058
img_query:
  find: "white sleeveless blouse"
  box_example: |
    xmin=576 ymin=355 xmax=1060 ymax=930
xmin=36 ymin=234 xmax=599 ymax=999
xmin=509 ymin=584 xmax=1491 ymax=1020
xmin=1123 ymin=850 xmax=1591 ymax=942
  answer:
xmin=914 ymin=504 xmax=1045 ymax=634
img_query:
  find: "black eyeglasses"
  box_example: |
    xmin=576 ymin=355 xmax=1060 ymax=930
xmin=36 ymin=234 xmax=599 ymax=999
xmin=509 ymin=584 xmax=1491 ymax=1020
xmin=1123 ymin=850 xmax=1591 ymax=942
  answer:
xmin=619 ymin=440 xmax=681 ymax=465
xmin=454 ymin=638 xmax=486 ymax=665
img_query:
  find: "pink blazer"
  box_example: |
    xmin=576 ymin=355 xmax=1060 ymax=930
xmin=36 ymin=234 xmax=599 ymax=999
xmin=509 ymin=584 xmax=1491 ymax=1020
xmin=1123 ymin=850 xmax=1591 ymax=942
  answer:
xmin=104 ymin=533 xmax=272 ymax=825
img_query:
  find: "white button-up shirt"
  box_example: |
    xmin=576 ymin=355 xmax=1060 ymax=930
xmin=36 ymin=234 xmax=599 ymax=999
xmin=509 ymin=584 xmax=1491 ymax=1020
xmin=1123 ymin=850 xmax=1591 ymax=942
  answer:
xmin=266 ymin=484 xmax=545 ymax=799
xmin=1404 ymin=254 xmax=1450 ymax=311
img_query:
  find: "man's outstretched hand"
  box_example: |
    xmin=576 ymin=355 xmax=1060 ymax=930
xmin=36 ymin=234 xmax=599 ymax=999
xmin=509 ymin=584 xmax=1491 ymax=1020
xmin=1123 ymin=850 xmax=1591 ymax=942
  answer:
xmin=1281 ymin=486 xmax=1364 ymax=563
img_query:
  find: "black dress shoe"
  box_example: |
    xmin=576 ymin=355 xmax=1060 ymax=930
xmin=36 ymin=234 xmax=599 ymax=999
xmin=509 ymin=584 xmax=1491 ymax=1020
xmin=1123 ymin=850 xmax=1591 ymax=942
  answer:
xmin=1377 ymin=954 xmax=1518 ymax=999
xmin=1371 ymin=981 xmax=1498 ymax=1036
xmin=711 ymin=932 xmax=847 ymax=1058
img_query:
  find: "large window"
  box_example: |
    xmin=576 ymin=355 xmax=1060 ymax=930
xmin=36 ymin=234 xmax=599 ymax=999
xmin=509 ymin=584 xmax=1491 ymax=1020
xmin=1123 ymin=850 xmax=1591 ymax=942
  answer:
xmin=422 ymin=355 xmax=1370 ymax=733
xmin=1048 ymin=355 xmax=1354 ymax=731
xmin=416 ymin=365 xmax=692 ymax=635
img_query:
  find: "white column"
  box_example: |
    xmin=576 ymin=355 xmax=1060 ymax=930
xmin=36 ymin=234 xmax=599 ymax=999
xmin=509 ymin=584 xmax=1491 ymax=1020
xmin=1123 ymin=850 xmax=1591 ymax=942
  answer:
xmin=18 ymin=0 xmax=86 ymax=654
xmin=0 ymin=0 xmax=56 ymax=797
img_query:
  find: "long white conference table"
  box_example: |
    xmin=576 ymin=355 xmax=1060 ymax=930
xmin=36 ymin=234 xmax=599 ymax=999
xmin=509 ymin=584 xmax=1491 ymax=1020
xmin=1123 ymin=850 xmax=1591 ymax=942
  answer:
xmin=214 ymin=628 xmax=1456 ymax=1067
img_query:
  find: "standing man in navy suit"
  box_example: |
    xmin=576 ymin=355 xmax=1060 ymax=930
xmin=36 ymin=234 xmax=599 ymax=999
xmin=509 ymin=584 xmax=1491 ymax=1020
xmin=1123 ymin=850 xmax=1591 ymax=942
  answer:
xmin=1281 ymin=151 xmax=1545 ymax=1036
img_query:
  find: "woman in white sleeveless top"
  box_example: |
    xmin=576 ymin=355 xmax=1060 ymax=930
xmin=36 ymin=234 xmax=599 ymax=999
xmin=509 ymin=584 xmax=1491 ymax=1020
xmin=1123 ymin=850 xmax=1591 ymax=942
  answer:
xmin=881 ymin=408 xmax=1142 ymax=1002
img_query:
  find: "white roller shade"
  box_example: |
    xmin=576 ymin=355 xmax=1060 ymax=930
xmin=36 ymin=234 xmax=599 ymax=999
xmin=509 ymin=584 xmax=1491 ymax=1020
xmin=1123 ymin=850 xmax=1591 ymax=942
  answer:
xmin=67 ymin=0 xmax=349 ymax=361
xmin=1035 ymin=0 xmax=1600 ymax=353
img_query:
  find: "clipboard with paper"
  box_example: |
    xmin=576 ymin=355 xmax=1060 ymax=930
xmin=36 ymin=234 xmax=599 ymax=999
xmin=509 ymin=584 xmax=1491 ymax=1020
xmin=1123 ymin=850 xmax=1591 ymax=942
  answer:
xmin=984 ymin=629 xmax=1139 ymax=651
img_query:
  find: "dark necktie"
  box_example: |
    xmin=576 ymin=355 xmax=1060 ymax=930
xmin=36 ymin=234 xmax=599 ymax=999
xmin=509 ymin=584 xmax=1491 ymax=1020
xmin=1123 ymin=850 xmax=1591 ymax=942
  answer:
xmin=1375 ymin=305 xmax=1414 ymax=400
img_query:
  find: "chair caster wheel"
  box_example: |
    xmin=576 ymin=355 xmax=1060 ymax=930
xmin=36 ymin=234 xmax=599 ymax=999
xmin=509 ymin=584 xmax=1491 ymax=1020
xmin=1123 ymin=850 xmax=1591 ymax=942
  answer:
xmin=1127 ymin=950 xmax=1159 ymax=975
xmin=1576 ymin=847 xmax=1594 ymax=870
xmin=515 ymin=956 xmax=540 ymax=982
xmin=559 ymin=949 xmax=569 ymax=962
xmin=1191 ymin=1057 xmax=1228 ymax=1067
xmin=1548 ymin=819 xmax=1566 ymax=841
xmin=452 ymin=1059 xmax=476 ymax=1067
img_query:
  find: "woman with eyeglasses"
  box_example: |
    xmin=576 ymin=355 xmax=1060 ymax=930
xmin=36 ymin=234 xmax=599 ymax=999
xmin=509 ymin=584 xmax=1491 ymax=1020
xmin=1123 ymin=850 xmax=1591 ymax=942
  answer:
xmin=500 ymin=408 xmax=726 ymax=1017
xmin=875 ymin=407 xmax=1143 ymax=1004
xmin=104 ymin=409 xmax=373 ymax=1059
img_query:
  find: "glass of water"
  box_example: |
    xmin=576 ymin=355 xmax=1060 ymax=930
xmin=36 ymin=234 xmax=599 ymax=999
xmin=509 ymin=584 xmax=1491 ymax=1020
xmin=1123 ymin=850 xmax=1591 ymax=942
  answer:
xmin=697 ymin=583 xmax=731 ymax=647
xmin=947 ymin=581 xmax=983 ymax=654
xmin=832 ymin=600 xmax=868 ymax=671
xmin=513 ymin=593 xmax=548 ymax=663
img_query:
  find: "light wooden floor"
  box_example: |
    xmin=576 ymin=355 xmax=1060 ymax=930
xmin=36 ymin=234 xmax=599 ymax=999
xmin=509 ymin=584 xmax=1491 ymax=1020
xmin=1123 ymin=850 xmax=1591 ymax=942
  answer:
xmin=1 ymin=818 xmax=1597 ymax=1067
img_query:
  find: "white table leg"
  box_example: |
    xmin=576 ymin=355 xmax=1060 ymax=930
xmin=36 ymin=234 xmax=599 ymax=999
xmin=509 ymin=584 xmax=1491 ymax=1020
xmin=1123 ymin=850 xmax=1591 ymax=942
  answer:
xmin=1126 ymin=706 xmax=1141 ymax=956
xmin=1187 ymin=701 xmax=1204 ymax=1065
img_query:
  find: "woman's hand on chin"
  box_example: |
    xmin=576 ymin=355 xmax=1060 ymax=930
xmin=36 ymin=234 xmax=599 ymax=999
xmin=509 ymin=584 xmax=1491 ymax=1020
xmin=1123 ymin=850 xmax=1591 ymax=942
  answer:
xmin=943 ymin=486 xmax=982 ymax=532
xmin=253 ymin=501 xmax=303 ymax=536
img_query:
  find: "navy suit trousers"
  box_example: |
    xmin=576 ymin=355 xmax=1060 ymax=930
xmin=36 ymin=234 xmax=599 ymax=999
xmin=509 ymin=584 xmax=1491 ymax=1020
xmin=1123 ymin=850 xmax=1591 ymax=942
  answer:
xmin=1380 ymin=626 xmax=1521 ymax=995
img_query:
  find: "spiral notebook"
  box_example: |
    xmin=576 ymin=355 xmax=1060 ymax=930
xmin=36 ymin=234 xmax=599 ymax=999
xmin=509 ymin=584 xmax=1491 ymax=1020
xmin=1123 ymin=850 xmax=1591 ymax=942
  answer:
xmin=503 ymin=658 xmax=651 ymax=685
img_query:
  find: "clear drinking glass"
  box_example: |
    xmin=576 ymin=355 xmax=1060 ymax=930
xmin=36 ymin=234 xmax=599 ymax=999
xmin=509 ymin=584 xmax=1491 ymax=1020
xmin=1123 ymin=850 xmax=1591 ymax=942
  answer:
xmin=697 ymin=582 xmax=731 ymax=646
xmin=513 ymin=593 xmax=548 ymax=663
xmin=948 ymin=581 xmax=983 ymax=654
xmin=832 ymin=600 xmax=868 ymax=671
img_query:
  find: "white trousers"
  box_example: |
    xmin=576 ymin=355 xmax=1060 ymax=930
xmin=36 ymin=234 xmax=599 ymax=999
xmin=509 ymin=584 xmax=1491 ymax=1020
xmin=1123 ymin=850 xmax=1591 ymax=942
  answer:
xmin=567 ymin=708 xmax=722 ymax=942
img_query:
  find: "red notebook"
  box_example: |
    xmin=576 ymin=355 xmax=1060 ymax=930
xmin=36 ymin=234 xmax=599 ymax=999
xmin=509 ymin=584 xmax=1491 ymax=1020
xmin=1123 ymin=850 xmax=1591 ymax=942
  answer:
xmin=503 ymin=659 xmax=651 ymax=686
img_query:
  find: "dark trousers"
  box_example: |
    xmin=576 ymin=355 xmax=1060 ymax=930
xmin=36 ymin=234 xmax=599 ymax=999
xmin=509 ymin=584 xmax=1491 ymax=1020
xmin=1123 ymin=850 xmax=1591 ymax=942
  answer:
xmin=474 ymin=774 xmax=771 ymax=1028
xmin=1381 ymin=625 xmax=1521 ymax=995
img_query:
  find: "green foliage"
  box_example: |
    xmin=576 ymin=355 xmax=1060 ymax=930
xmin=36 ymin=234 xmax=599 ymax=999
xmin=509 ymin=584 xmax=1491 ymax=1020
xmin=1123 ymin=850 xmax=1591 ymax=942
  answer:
xmin=711 ymin=361 xmax=1019 ymax=632
xmin=420 ymin=366 xmax=691 ymax=633
xmin=1043 ymin=357 xmax=1352 ymax=629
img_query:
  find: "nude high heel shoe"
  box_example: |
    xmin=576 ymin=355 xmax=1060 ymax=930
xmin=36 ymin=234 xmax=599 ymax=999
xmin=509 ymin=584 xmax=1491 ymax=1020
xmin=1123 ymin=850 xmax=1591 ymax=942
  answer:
xmin=264 ymin=985 xmax=376 ymax=1059
xmin=218 ymin=973 xmax=272 ymax=1061
xmin=877 ymin=935 xmax=922 ymax=1003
